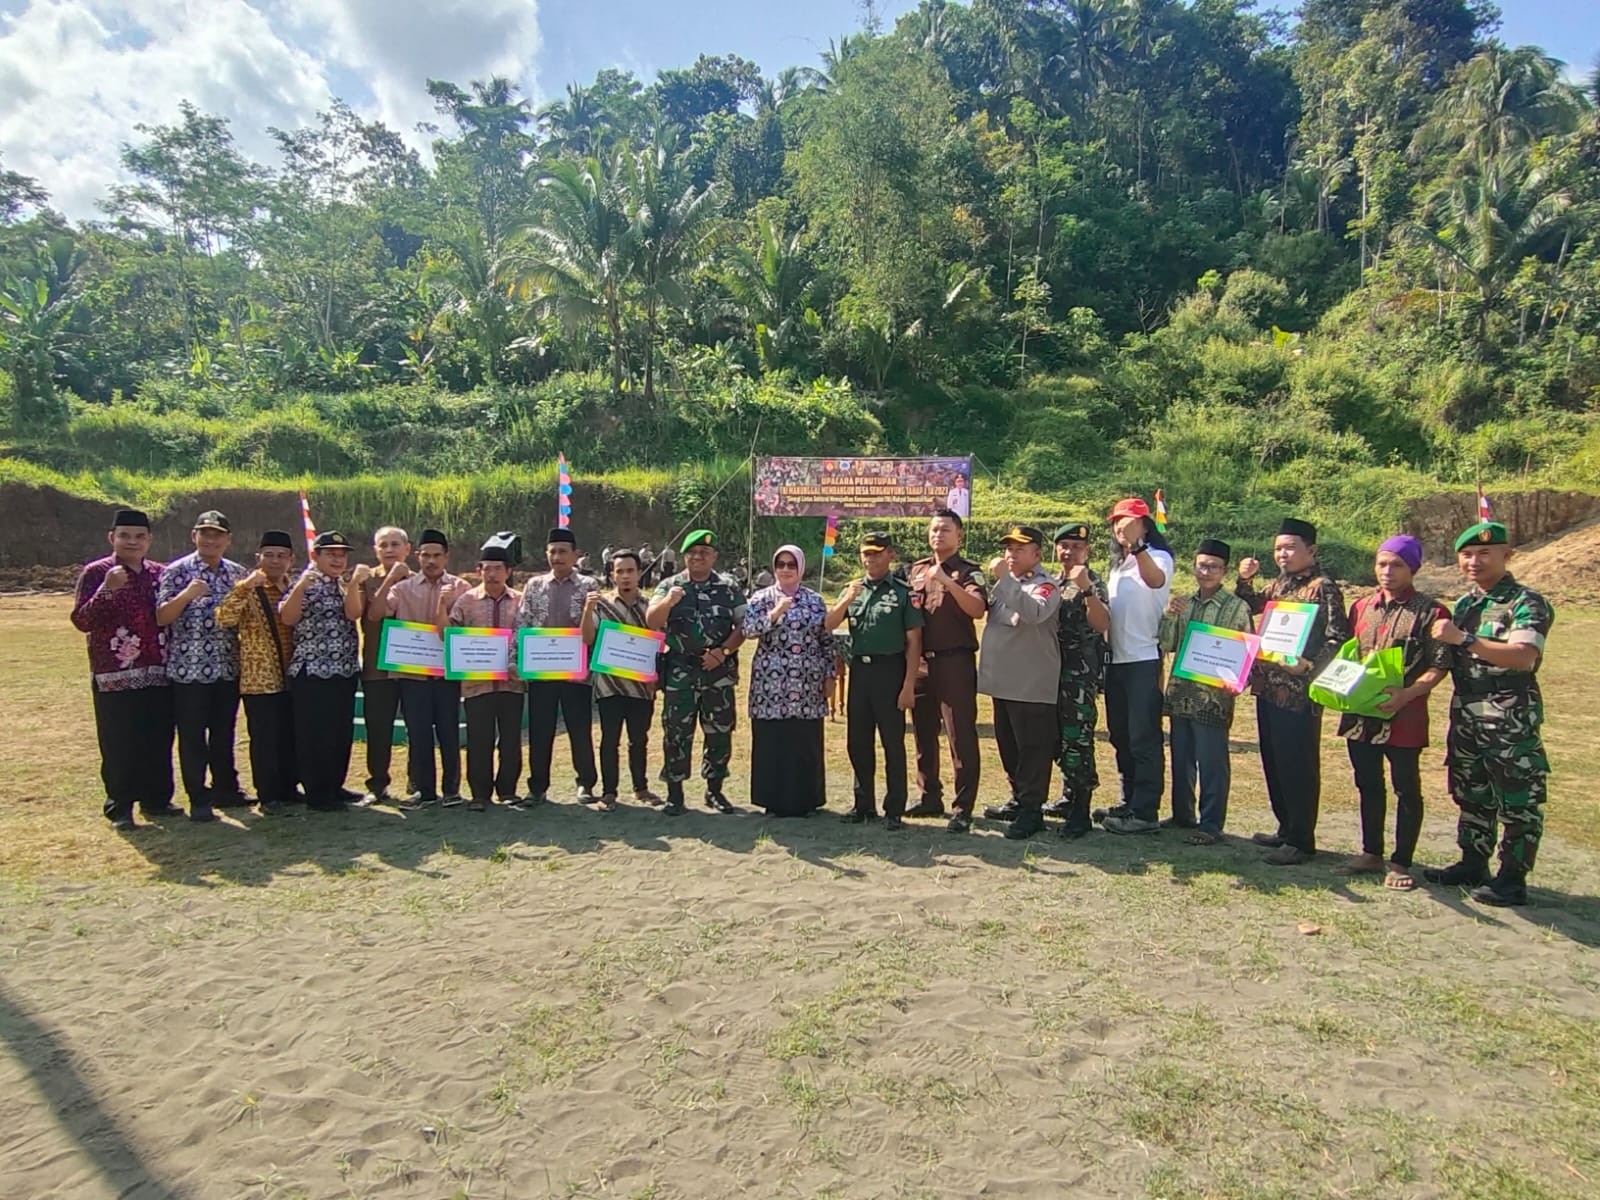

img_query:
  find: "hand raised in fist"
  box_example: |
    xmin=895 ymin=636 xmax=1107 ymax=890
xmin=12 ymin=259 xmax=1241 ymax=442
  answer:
xmin=386 ymin=561 xmax=411 ymax=584
xmin=1237 ymin=556 xmax=1261 ymax=583
xmin=1166 ymin=593 xmax=1187 ymax=617
xmin=243 ymin=568 xmax=269 ymax=590
xmin=667 ymin=585 xmax=687 ymax=608
xmin=842 ymin=579 xmax=865 ymax=604
xmin=771 ymin=594 xmax=794 ymax=621
xmin=1067 ymin=564 xmax=1092 ymax=592
xmin=1431 ymin=617 xmax=1467 ymax=646
xmin=183 ymin=578 xmax=210 ymax=600
xmin=351 ymin=563 xmax=373 ymax=584
xmin=102 ymin=565 xmax=130 ymax=593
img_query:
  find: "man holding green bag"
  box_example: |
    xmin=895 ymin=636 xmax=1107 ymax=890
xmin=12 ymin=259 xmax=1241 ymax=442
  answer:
xmin=1425 ymin=521 xmax=1555 ymax=907
xmin=1331 ymin=535 xmax=1452 ymax=891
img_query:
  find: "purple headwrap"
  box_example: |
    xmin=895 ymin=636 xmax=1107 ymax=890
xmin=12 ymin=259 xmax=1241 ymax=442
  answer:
xmin=1378 ymin=534 xmax=1423 ymax=573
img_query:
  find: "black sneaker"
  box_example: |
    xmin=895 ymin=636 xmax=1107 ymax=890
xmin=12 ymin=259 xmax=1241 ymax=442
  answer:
xmin=1041 ymin=797 xmax=1072 ymax=818
xmin=1058 ymin=824 xmax=1090 ymax=840
xmin=840 ymin=811 xmax=872 ymax=824
xmin=1250 ymin=831 xmax=1285 ymax=848
xmin=705 ymin=791 xmax=736 ymax=814
xmin=111 ymin=815 xmax=138 ymax=832
xmin=1471 ymin=872 xmax=1529 ymax=907
xmin=188 ymin=805 xmax=217 ymax=823
xmin=258 ymin=800 xmax=289 ymax=816
xmin=576 ymin=786 xmax=598 ymax=804
xmin=946 ymin=814 xmax=971 ymax=834
xmin=1004 ymin=811 xmax=1045 ymax=840
xmin=140 ymin=802 xmax=183 ymax=818
xmin=983 ymin=802 xmax=1022 ymax=822
xmin=906 ymin=797 xmax=946 ymax=818
xmin=1092 ymin=803 xmax=1132 ymax=825
xmin=883 ymin=815 xmax=905 ymax=831
xmin=663 ymin=783 xmax=686 ymax=816
xmin=307 ymin=796 xmax=348 ymax=813
xmin=1423 ymin=858 xmax=1491 ymax=887
xmin=1160 ymin=815 xmax=1198 ymax=829
xmin=212 ymin=792 xmax=254 ymax=809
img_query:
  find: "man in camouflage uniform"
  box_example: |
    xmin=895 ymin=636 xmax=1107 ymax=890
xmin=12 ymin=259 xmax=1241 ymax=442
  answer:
xmin=1424 ymin=520 xmax=1555 ymax=907
xmin=1043 ymin=523 xmax=1110 ymax=837
xmin=647 ymin=529 xmax=747 ymax=815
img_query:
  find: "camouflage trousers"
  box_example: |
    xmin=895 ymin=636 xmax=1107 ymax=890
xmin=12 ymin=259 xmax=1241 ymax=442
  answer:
xmin=1446 ymin=692 xmax=1549 ymax=873
xmin=1056 ymin=677 xmax=1100 ymax=804
xmin=660 ymin=674 xmax=737 ymax=785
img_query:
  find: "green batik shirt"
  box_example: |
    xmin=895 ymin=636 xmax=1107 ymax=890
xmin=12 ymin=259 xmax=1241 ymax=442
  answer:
xmin=846 ymin=575 xmax=924 ymax=656
xmin=652 ymin=570 xmax=748 ymax=685
xmin=1450 ymin=573 xmax=1554 ymax=695
xmin=1160 ymin=587 xmax=1254 ymax=727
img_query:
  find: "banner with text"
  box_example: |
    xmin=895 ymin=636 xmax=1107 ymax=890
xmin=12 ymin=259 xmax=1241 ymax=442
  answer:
xmin=752 ymin=456 xmax=973 ymax=518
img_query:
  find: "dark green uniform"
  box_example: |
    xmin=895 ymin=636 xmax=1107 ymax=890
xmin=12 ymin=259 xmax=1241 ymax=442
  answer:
xmin=653 ymin=570 xmax=747 ymax=785
xmin=845 ymin=575 xmax=924 ymax=818
xmin=1051 ymin=569 xmax=1107 ymax=830
xmin=1446 ymin=573 xmax=1555 ymax=874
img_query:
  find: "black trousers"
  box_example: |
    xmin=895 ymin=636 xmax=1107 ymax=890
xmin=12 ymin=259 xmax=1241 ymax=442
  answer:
xmin=92 ymin=686 xmax=174 ymax=819
xmin=171 ymin=679 xmax=241 ymax=805
xmin=528 ymin=682 xmax=597 ymax=795
xmin=1347 ymin=740 xmax=1424 ymax=868
xmin=912 ymin=650 xmax=981 ymax=815
xmin=1104 ymin=659 xmax=1165 ymax=821
xmin=1257 ymin=697 xmax=1323 ymax=854
xmin=993 ymin=697 xmax=1058 ymax=813
xmin=361 ymin=676 xmax=403 ymax=796
xmin=465 ymin=691 xmax=524 ymax=802
xmin=597 ymin=694 xmax=653 ymax=795
xmin=399 ymin=678 xmax=462 ymax=799
xmin=848 ymin=655 xmax=909 ymax=818
xmin=292 ymin=673 xmax=357 ymax=807
xmin=242 ymin=692 xmax=298 ymax=806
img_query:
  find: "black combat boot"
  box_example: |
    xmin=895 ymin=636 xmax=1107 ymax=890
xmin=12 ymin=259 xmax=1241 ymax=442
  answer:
xmin=663 ymin=781 xmax=686 ymax=816
xmin=1471 ymin=867 xmax=1529 ymax=907
xmin=1422 ymin=854 xmax=1490 ymax=887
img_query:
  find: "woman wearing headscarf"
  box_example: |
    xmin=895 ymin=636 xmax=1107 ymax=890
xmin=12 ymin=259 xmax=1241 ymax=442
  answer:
xmin=742 ymin=545 xmax=835 ymax=816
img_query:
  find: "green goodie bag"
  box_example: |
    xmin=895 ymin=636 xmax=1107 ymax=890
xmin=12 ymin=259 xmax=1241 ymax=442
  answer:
xmin=1307 ymin=638 xmax=1406 ymax=719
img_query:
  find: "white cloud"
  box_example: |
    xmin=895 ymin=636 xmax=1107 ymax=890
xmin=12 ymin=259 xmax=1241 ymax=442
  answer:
xmin=0 ymin=0 xmax=543 ymax=220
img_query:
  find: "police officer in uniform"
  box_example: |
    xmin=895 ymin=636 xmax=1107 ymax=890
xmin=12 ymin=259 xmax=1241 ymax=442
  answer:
xmin=826 ymin=531 xmax=924 ymax=830
xmin=907 ymin=508 xmax=989 ymax=833
xmin=1424 ymin=520 xmax=1555 ymax=907
xmin=1045 ymin=522 xmax=1110 ymax=836
xmin=646 ymin=529 xmax=747 ymax=815
xmin=978 ymin=526 xmax=1064 ymax=840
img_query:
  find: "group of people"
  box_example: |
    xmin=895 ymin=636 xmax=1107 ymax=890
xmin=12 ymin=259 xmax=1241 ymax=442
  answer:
xmin=72 ymin=497 xmax=1553 ymax=907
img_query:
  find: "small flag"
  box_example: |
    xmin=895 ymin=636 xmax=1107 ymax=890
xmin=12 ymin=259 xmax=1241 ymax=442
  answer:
xmin=1477 ymin=484 xmax=1492 ymax=523
xmin=822 ymin=514 xmax=838 ymax=558
xmin=299 ymin=490 xmax=318 ymax=555
xmin=557 ymin=453 xmax=572 ymax=530
xmin=1154 ymin=489 xmax=1168 ymax=535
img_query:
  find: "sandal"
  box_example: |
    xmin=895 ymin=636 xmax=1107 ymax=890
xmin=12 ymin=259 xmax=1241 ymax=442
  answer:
xmin=1183 ymin=830 xmax=1219 ymax=846
xmin=1384 ymin=866 xmax=1416 ymax=891
xmin=596 ymin=793 xmax=619 ymax=813
xmin=1333 ymin=854 xmax=1385 ymax=876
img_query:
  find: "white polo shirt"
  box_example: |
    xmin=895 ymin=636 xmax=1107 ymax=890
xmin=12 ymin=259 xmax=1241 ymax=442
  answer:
xmin=1107 ymin=547 xmax=1174 ymax=664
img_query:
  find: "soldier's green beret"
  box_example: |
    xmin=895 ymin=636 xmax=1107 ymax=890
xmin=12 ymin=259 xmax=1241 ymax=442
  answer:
xmin=680 ymin=529 xmax=717 ymax=553
xmin=1453 ymin=521 xmax=1508 ymax=553
xmin=1052 ymin=523 xmax=1092 ymax=543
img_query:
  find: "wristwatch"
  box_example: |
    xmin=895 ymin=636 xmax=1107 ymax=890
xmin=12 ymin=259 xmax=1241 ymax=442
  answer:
xmin=1459 ymin=632 xmax=1478 ymax=650
xmin=1127 ymin=540 xmax=1148 ymax=556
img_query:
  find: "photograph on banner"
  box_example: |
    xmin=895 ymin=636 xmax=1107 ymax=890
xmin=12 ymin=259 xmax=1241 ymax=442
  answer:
xmin=590 ymin=620 xmax=665 ymax=682
xmin=378 ymin=619 xmax=446 ymax=676
xmin=1256 ymin=600 xmax=1319 ymax=663
xmin=444 ymin=627 xmax=513 ymax=681
xmin=1171 ymin=623 xmax=1260 ymax=693
xmin=752 ymin=456 xmax=973 ymax=518
xmin=518 ymin=627 xmax=589 ymax=681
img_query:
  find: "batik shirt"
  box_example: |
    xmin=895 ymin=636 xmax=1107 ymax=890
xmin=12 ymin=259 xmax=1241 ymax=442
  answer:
xmin=215 ymin=579 xmax=292 ymax=696
xmin=284 ymin=568 xmax=360 ymax=679
xmin=589 ymin=592 xmax=652 ymax=702
xmin=653 ymin=571 xmax=748 ymax=687
xmin=1159 ymin=587 xmax=1254 ymax=727
xmin=1449 ymin=574 xmax=1553 ymax=696
xmin=1236 ymin=566 xmax=1351 ymax=713
xmin=71 ymin=556 xmax=167 ymax=692
xmin=447 ymin=585 xmax=525 ymax=701
xmin=741 ymin=586 xmax=834 ymax=721
xmin=518 ymin=571 xmax=600 ymax=629
xmin=1337 ymin=588 xmax=1453 ymax=748
xmin=157 ymin=551 xmax=248 ymax=683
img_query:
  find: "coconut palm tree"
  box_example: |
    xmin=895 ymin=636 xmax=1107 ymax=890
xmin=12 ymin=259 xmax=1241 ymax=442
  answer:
xmin=722 ymin=212 xmax=816 ymax=371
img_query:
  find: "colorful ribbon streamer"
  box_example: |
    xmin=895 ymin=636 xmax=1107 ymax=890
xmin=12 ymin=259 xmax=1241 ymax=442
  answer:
xmin=558 ymin=453 xmax=572 ymax=530
xmin=300 ymin=491 xmax=318 ymax=555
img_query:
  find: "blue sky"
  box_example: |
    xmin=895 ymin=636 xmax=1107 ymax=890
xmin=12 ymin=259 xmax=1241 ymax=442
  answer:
xmin=0 ymin=1 xmax=1593 ymax=219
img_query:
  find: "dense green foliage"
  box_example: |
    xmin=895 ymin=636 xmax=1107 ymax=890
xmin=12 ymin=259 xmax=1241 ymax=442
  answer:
xmin=1 ymin=0 xmax=1598 ymax=568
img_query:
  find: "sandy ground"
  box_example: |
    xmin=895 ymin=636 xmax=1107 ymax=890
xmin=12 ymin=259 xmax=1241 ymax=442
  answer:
xmin=2 ymin=596 xmax=1598 ymax=1200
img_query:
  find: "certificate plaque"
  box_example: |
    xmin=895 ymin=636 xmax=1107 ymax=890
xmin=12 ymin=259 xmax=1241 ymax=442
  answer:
xmin=377 ymin=619 xmax=446 ymax=677
xmin=517 ymin=627 xmax=590 ymax=681
xmin=444 ymin=627 xmax=513 ymax=680
xmin=1171 ymin=622 xmax=1260 ymax=694
xmin=1257 ymin=600 xmax=1319 ymax=663
xmin=589 ymin=620 xmax=665 ymax=682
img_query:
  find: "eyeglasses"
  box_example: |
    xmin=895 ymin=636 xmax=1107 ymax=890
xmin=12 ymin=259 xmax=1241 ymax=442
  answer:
xmin=1194 ymin=562 xmax=1223 ymax=572
xmin=775 ymin=560 xmax=799 ymax=570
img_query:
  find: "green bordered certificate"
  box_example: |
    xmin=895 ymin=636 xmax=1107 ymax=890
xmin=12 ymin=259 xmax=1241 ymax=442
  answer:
xmin=1257 ymin=600 xmax=1318 ymax=664
xmin=443 ymin=626 xmax=513 ymax=681
xmin=589 ymin=620 xmax=665 ymax=682
xmin=1171 ymin=622 xmax=1260 ymax=694
xmin=517 ymin=627 xmax=589 ymax=681
xmin=377 ymin=619 xmax=445 ymax=677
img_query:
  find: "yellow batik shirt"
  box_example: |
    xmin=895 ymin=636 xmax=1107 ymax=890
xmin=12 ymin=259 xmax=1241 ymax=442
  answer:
xmin=215 ymin=580 xmax=292 ymax=695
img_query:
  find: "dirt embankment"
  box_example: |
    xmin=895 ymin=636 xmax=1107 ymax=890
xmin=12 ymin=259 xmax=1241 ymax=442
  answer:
xmin=0 ymin=481 xmax=679 ymax=587
xmin=1403 ymin=490 xmax=1600 ymax=564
